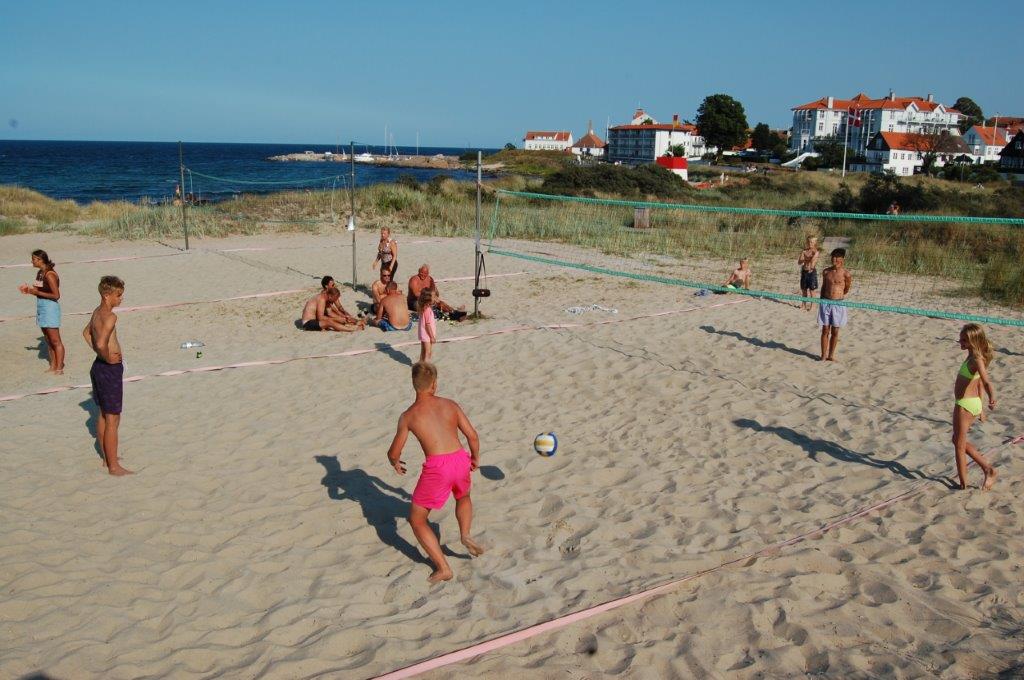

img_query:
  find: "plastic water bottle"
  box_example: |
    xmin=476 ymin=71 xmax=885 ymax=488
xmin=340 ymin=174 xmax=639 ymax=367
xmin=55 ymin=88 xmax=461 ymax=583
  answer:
xmin=180 ymin=340 xmax=205 ymax=350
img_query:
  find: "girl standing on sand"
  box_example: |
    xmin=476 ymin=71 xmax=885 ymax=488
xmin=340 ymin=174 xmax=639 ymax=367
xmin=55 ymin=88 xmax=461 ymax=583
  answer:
xmin=373 ymin=227 xmax=398 ymax=279
xmin=417 ymin=288 xmax=437 ymax=363
xmin=951 ymin=323 xmax=998 ymax=491
xmin=19 ymin=249 xmax=65 ymax=374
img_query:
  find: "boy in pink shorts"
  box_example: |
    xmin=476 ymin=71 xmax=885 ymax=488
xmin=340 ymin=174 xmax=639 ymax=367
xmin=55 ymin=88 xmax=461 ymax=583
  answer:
xmin=387 ymin=361 xmax=483 ymax=583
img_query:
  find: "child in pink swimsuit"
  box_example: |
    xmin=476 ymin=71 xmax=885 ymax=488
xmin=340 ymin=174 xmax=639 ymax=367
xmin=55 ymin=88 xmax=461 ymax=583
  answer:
xmin=417 ymin=288 xmax=437 ymax=362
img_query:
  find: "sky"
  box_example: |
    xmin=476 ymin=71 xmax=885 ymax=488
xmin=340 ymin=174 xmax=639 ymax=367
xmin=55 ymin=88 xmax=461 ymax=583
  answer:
xmin=3 ymin=0 xmax=1023 ymax=147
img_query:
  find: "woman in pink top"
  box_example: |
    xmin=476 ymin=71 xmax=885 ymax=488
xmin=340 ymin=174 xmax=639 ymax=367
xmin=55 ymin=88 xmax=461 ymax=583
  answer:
xmin=417 ymin=288 xmax=437 ymax=362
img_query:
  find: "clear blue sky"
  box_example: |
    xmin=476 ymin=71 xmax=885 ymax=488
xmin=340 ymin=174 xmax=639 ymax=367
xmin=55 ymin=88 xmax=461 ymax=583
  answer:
xmin=3 ymin=0 xmax=1022 ymax=147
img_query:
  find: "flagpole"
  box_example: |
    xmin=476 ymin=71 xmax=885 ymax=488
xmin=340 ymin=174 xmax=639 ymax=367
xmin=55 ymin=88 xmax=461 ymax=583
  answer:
xmin=842 ymin=109 xmax=850 ymax=178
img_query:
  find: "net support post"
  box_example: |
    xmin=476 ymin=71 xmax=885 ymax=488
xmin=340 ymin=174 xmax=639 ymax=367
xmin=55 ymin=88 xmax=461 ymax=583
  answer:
xmin=178 ymin=141 xmax=189 ymax=250
xmin=473 ymin=151 xmax=482 ymax=318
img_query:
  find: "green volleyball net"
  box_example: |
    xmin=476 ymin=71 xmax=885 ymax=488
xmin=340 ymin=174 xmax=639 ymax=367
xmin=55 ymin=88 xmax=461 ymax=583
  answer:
xmin=486 ymin=190 xmax=1024 ymax=327
xmin=176 ymin=169 xmax=347 ymax=236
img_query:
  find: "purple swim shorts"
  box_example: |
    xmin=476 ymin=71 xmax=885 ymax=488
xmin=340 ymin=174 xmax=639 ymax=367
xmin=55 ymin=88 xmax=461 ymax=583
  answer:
xmin=90 ymin=359 xmax=124 ymax=414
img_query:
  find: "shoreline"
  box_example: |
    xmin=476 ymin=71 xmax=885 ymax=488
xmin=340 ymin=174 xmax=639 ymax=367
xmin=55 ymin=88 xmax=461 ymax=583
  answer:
xmin=267 ymin=151 xmax=465 ymax=170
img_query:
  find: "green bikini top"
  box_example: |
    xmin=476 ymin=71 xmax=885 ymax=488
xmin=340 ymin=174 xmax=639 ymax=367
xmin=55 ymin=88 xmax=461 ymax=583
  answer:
xmin=958 ymin=360 xmax=979 ymax=380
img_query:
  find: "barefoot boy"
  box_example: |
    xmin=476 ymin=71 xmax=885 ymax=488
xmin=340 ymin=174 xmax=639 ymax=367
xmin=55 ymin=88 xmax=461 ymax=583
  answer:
xmin=818 ymin=248 xmax=853 ymax=362
xmin=797 ymin=235 xmax=820 ymax=311
xmin=82 ymin=275 xmax=132 ymax=476
xmin=387 ymin=361 xmax=482 ymax=583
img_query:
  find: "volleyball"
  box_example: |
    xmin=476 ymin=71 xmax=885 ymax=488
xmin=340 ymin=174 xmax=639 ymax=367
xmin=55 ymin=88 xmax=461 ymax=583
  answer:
xmin=533 ymin=432 xmax=558 ymax=457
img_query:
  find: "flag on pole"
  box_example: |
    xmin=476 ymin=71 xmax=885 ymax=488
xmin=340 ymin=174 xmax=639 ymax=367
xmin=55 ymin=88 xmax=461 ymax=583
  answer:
xmin=848 ymin=107 xmax=863 ymax=127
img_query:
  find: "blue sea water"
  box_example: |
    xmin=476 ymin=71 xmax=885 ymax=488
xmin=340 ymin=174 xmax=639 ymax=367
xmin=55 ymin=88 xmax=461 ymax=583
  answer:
xmin=0 ymin=140 xmax=492 ymax=203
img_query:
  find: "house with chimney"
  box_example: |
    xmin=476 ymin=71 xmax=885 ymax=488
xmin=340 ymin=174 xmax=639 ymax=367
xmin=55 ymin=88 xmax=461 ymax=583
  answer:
xmin=790 ymin=91 xmax=962 ymax=155
xmin=849 ymin=131 xmax=971 ymax=175
xmin=523 ymin=130 xmax=574 ymax=151
xmin=605 ymin=109 xmax=710 ymax=165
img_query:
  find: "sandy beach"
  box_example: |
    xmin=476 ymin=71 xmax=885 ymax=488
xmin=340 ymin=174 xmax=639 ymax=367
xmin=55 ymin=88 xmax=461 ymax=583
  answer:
xmin=1 ymin=230 xmax=1022 ymax=679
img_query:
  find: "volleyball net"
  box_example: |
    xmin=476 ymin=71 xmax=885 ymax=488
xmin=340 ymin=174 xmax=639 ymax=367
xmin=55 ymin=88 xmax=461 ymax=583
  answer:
xmin=486 ymin=190 xmax=1024 ymax=328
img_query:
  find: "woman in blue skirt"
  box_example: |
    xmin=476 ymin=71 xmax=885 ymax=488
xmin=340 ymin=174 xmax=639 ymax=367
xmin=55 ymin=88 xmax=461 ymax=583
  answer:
xmin=19 ymin=249 xmax=65 ymax=374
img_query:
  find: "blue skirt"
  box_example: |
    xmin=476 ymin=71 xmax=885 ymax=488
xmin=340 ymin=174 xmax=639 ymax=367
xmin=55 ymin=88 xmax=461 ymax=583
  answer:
xmin=36 ymin=298 xmax=61 ymax=328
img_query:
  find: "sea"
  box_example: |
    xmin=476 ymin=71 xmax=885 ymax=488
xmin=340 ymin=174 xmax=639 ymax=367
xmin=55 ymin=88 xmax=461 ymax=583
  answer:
xmin=0 ymin=140 xmax=494 ymax=204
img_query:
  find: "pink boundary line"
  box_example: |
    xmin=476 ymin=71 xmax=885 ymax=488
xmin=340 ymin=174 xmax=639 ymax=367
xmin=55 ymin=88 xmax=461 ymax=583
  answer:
xmin=0 ymin=252 xmax=186 ymax=269
xmin=373 ymin=434 xmax=1024 ymax=679
xmin=0 ymin=288 xmax=314 ymax=323
xmin=435 ymin=271 xmax=528 ymax=283
xmin=0 ymin=299 xmax=747 ymax=403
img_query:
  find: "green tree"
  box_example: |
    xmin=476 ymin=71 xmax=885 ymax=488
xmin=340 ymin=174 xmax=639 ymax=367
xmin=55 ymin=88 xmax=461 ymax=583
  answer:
xmin=750 ymin=122 xmax=774 ymax=151
xmin=953 ymin=96 xmax=984 ymax=133
xmin=806 ymin=136 xmax=851 ymax=169
xmin=696 ymin=94 xmax=749 ymax=160
xmin=664 ymin=144 xmax=687 ymax=157
xmin=503 ymin=142 xmax=516 ymax=150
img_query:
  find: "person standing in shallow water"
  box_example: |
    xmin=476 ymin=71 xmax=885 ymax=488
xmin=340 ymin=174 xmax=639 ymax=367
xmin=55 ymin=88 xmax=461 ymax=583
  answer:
xmin=19 ymin=249 xmax=65 ymax=374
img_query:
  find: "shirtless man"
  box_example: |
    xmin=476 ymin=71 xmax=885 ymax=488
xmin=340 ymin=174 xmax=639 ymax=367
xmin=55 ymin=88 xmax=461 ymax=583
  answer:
xmin=797 ymin=236 xmax=820 ymax=311
xmin=82 ymin=275 xmax=132 ymax=476
xmin=407 ymin=264 xmax=466 ymax=320
xmin=300 ymin=288 xmax=360 ymax=332
xmin=818 ymin=248 xmax=853 ymax=362
xmin=374 ymin=281 xmax=412 ymax=331
xmin=386 ymin=361 xmax=483 ymax=582
xmin=370 ymin=269 xmax=392 ymax=316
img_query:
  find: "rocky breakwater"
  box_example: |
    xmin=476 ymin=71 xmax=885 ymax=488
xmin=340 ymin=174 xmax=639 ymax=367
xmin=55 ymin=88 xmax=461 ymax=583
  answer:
xmin=267 ymin=152 xmax=462 ymax=169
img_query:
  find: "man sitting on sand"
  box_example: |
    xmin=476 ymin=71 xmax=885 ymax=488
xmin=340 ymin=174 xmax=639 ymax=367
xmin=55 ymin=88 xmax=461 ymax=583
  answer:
xmin=373 ymin=281 xmax=413 ymax=331
xmin=370 ymin=269 xmax=392 ymax=316
xmin=407 ymin=264 xmax=467 ymax=321
xmin=300 ymin=288 xmax=361 ymax=332
xmin=321 ymin=276 xmax=365 ymax=328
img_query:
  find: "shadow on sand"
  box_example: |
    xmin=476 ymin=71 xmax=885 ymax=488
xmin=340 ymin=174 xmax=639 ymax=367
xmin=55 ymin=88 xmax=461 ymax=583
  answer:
xmin=77 ymin=397 xmax=104 ymax=463
xmin=314 ymin=455 xmax=465 ymax=567
xmin=374 ymin=342 xmax=413 ymax=366
xmin=700 ymin=325 xmax=819 ymax=360
xmin=734 ymin=418 xmax=954 ymax=487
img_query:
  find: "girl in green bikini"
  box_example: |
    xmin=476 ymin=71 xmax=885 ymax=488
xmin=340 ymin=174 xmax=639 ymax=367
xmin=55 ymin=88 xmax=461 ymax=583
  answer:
xmin=952 ymin=323 xmax=998 ymax=491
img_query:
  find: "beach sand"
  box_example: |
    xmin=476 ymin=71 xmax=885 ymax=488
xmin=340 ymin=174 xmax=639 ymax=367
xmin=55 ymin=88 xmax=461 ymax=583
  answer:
xmin=1 ymin=231 xmax=1021 ymax=679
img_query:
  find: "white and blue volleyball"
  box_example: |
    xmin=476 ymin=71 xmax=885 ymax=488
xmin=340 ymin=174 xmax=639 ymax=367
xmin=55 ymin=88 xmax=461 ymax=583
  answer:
xmin=533 ymin=432 xmax=558 ymax=457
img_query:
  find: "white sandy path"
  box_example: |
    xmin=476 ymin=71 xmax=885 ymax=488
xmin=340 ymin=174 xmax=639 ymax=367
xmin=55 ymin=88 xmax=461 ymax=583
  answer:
xmin=1 ymin=231 xmax=1022 ymax=679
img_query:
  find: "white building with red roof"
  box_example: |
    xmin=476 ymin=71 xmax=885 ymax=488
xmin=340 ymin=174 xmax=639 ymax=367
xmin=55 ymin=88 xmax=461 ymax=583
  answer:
xmin=570 ymin=121 xmax=606 ymax=158
xmin=606 ymin=109 xmax=710 ymax=165
xmin=523 ymin=130 xmax=574 ymax=151
xmin=963 ymin=125 xmax=1012 ymax=163
xmin=790 ymin=91 xmax=962 ymax=155
xmin=849 ymin=131 xmax=971 ymax=176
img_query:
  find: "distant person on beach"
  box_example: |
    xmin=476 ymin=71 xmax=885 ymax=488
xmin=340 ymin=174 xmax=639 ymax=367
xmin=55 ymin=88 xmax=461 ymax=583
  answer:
xmin=321 ymin=276 xmax=365 ymax=328
xmin=373 ymin=281 xmax=412 ymax=331
xmin=417 ymin=288 xmax=437 ymax=362
xmin=818 ymin=248 xmax=853 ymax=362
xmin=797 ymin=235 xmax=820 ymax=311
xmin=386 ymin=361 xmax=483 ymax=583
xmin=370 ymin=269 xmax=392 ymax=316
xmin=723 ymin=258 xmax=752 ymax=290
xmin=18 ymin=249 xmax=65 ymax=374
xmin=82 ymin=276 xmax=131 ymax=476
xmin=886 ymin=201 xmax=900 ymax=216
xmin=407 ymin=264 xmax=467 ymax=321
xmin=951 ymin=324 xmax=998 ymax=491
xmin=372 ymin=227 xmax=398 ymax=278
xmin=300 ymin=288 xmax=360 ymax=332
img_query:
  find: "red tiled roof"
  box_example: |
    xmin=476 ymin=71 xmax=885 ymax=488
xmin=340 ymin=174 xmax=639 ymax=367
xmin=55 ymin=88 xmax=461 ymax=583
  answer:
xmin=524 ymin=131 xmax=571 ymax=141
xmin=610 ymin=123 xmax=700 ymax=133
xmin=572 ymin=131 xmax=606 ymax=148
xmin=874 ymin=132 xmax=970 ymax=153
xmin=793 ymin=94 xmax=953 ymax=113
xmin=969 ymin=125 xmax=1009 ymax=146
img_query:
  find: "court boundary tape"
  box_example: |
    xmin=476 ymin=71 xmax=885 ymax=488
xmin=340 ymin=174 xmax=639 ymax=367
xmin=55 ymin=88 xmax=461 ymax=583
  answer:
xmin=0 ymin=298 xmax=746 ymax=403
xmin=372 ymin=434 xmax=1023 ymax=679
xmin=0 ymin=273 xmax=529 ymax=323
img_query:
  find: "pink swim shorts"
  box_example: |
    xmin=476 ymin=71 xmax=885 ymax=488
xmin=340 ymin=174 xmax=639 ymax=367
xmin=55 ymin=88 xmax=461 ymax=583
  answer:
xmin=411 ymin=448 xmax=472 ymax=510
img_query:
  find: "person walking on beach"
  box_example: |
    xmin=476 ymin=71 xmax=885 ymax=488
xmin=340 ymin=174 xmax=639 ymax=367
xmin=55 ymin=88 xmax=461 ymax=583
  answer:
xmin=386 ymin=361 xmax=483 ymax=583
xmin=797 ymin=235 xmax=820 ymax=311
xmin=818 ymin=248 xmax=852 ymax=362
xmin=18 ymin=249 xmax=65 ymax=374
xmin=373 ymin=227 xmax=398 ymax=279
xmin=951 ymin=324 xmax=998 ymax=491
xmin=82 ymin=276 xmax=132 ymax=476
xmin=417 ymin=288 xmax=437 ymax=362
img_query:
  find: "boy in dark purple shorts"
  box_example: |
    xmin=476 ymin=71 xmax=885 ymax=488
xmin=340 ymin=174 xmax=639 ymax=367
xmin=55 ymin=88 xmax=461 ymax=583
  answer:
xmin=386 ymin=362 xmax=483 ymax=583
xmin=82 ymin=275 xmax=132 ymax=476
